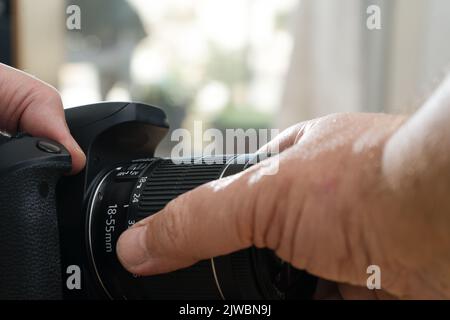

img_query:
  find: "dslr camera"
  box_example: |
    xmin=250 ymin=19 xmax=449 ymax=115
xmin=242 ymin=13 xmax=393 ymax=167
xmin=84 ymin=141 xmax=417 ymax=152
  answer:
xmin=0 ymin=102 xmax=317 ymax=300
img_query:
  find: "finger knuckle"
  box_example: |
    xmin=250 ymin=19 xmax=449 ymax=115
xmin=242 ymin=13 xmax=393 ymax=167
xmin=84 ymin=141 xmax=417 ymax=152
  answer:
xmin=265 ymin=166 xmax=300 ymax=255
xmin=29 ymin=81 xmax=62 ymax=105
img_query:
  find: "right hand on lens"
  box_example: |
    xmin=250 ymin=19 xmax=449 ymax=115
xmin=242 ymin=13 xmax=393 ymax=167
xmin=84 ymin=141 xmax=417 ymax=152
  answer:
xmin=117 ymin=79 xmax=450 ymax=300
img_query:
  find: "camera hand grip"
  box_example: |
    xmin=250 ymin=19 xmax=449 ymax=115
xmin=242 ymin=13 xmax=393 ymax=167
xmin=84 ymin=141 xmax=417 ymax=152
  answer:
xmin=0 ymin=137 xmax=71 ymax=299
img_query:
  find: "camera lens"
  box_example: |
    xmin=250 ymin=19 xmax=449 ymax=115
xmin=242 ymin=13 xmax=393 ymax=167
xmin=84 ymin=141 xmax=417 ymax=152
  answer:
xmin=87 ymin=155 xmax=317 ymax=299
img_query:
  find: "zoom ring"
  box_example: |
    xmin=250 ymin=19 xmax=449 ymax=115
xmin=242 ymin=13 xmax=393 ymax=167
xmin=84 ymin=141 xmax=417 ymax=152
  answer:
xmin=135 ymin=156 xmax=234 ymax=219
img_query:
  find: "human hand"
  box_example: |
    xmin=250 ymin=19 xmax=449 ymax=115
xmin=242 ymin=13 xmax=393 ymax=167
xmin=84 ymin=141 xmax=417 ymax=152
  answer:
xmin=115 ymin=112 xmax=403 ymax=298
xmin=117 ymin=78 xmax=450 ymax=299
xmin=0 ymin=64 xmax=85 ymax=173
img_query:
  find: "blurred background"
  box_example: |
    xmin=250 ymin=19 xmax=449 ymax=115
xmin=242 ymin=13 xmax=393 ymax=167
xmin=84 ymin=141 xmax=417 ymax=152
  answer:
xmin=1 ymin=0 xmax=450 ymax=155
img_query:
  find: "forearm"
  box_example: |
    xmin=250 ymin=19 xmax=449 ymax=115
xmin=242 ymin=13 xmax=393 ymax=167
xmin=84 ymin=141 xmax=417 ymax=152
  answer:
xmin=380 ymin=75 xmax=450 ymax=298
xmin=383 ymin=75 xmax=450 ymax=192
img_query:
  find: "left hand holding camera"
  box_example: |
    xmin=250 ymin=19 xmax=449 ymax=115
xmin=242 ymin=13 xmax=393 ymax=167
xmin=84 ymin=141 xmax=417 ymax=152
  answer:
xmin=0 ymin=63 xmax=85 ymax=174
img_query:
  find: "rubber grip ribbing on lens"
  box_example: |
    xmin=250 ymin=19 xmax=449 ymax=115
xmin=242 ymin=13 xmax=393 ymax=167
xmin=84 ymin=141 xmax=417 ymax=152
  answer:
xmin=137 ymin=157 xmax=230 ymax=216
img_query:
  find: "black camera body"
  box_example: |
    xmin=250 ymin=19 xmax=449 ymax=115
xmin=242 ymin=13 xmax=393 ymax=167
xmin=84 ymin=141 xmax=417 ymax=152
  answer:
xmin=0 ymin=102 xmax=317 ymax=300
xmin=58 ymin=102 xmax=169 ymax=300
xmin=0 ymin=102 xmax=168 ymax=299
xmin=0 ymin=132 xmax=71 ymax=299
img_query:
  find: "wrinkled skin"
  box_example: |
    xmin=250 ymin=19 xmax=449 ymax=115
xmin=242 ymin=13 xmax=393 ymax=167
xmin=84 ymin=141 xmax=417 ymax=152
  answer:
xmin=0 ymin=63 xmax=85 ymax=173
xmin=117 ymin=76 xmax=450 ymax=300
xmin=116 ymin=113 xmax=405 ymax=299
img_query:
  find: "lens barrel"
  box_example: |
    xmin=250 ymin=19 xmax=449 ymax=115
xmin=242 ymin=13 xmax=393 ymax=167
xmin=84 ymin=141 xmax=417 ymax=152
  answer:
xmin=87 ymin=155 xmax=317 ymax=299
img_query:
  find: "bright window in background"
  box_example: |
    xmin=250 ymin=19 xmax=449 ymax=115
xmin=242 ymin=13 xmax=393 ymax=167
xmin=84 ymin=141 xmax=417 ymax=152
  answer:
xmin=60 ymin=0 xmax=299 ymax=144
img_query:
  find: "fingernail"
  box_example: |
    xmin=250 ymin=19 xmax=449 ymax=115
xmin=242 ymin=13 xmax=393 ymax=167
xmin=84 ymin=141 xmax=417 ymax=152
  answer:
xmin=116 ymin=225 xmax=150 ymax=271
xmin=69 ymin=138 xmax=84 ymax=157
xmin=73 ymin=140 xmax=84 ymax=154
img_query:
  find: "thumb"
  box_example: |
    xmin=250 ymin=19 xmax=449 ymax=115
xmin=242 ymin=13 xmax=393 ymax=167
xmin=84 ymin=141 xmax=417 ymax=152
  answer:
xmin=116 ymin=157 xmax=285 ymax=276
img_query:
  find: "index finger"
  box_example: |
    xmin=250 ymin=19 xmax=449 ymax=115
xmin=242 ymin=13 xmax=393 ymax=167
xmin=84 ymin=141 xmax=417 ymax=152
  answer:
xmin=116 ymin=156 xmax=284 ymax=276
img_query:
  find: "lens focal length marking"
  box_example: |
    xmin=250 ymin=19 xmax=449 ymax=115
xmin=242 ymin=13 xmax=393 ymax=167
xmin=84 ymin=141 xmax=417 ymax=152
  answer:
xmin=88 ymin=161 xmax=155 ymax=299
xmin=87 ymin=169 xmax=118 ymax=299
